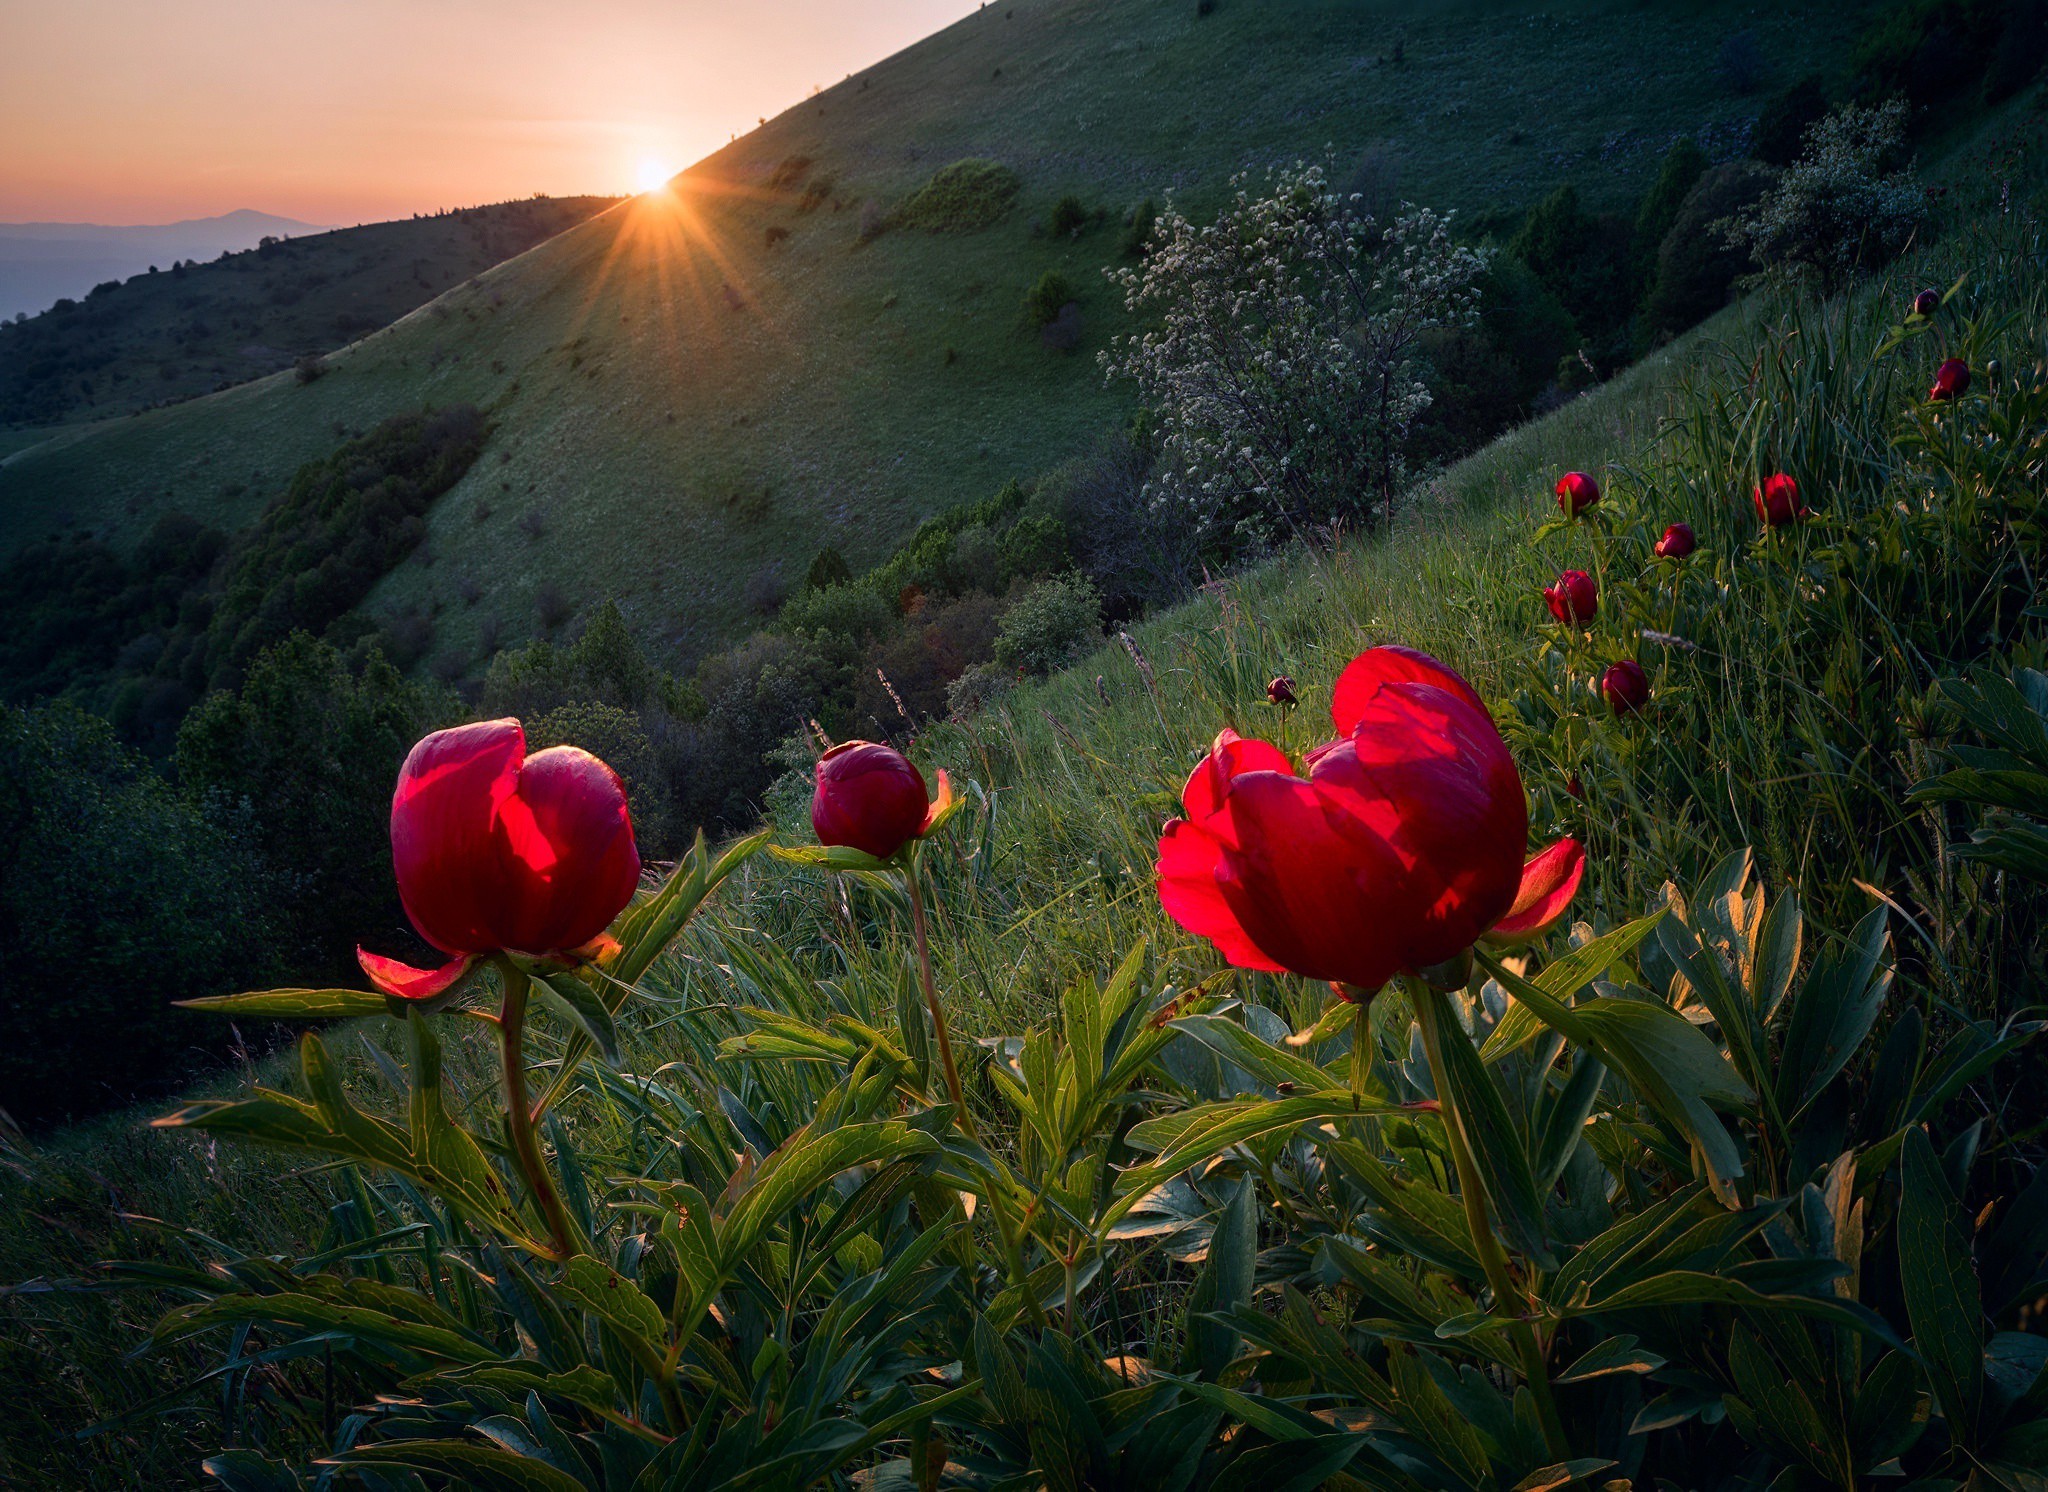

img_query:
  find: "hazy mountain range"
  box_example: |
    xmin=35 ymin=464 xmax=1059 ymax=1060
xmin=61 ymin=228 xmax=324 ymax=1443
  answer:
xmin=0 ymin=209 xmax=326 ymax=320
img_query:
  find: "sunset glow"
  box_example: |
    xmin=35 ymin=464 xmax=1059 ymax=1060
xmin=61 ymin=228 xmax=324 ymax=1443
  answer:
xmin=0 ymin=0 xmax=980 ymax=224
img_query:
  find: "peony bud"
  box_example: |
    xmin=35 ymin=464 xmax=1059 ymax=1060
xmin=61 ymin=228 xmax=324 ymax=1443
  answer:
xmin=1543 ymin=569 xmax=1598 ymax=626
xmin=1601 ymin=659 xmax=1651 ymax=716
xmin=1912 ymin=289 xmax=1938 ymax=317
xmin=1931 ymin=358 xmax=1970 ymax=401
xmin=1752 ymin=473 xmax=1806 ymax=528
xmin=1555 ymin=471 xmax=1601 ymax=518
xmin=812 ymin=741 xmax=933 ymax=860
xmin=1653 ymin=521 xmax=1697 ymax=558
xmin=1267 ymin=675 xmax=1298 ymax=707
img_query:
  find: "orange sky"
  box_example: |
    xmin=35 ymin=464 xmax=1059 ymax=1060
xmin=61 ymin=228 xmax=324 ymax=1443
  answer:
xmin=0 ymin=0 xmax=981 ymax=225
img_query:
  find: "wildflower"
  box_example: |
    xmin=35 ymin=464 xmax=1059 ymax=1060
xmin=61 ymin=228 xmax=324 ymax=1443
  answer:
xmin=1752 ymin=473 xmax=1807 ymax=527
xmin=1544 ymin=569 xmax=1598 ymax=625
xmin=1555 ymin=471 xmax=1601 ymax=518
xmin=1912 ymin=288 xmax=1938 ymax=317
xmin=812 ymin=740 xmax=952 ymax=860
xmin=1601 ymin=659 xmax=1651 ymax=716
xmin=1931 ymin=358 xmax=1970 ymax=401
xmin=1267 ymin=675 xmax=1298 ymax=707
xmin=1157 ymin=646 xmax=1580 ymax=994
xmin=358 ymin=720 xmax=640 ymax=1000
xmin=1654 ymin=522 xmax=1697 ymax=558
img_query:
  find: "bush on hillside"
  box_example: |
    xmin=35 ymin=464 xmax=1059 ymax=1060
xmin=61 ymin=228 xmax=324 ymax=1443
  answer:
xmin=1105 ymin=163 xmax=1485 ymax=534
xmin=1725 ymin=99 xmax=1923 ymax=289
xmin=1508 ymin=183 xmax=1634 ymax=343
xmin=894 ymin=158 xmax=1022 ymax=232
xmin=526 ymin=699 xmax=673 ymax=849
xmin=993 ymin=573 xmax=1103 ymax=676
xmin=802 ymin=545 xmax=853 ymax=591
xmin=176 ymin=633 xmax=438 ymax=979
xmin=1639 ymin=161 xmax=1774 ymax=339
xmin=0 ymin=701 xmax=279 ymax=1127
xmin=1630 ymin=138 xmax=1709 ymax=293
xmin=1022 ymin=269 xmax=1077 ymax=329
xmin=1048 ymin=194 xmax=1090 ymax=237
xmin=1119 ymin=197 xmax=1159 ymax=258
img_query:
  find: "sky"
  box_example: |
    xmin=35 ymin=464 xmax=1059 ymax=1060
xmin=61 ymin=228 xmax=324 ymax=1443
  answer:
xmin=0 ymin=0 xmax=982 ymax=226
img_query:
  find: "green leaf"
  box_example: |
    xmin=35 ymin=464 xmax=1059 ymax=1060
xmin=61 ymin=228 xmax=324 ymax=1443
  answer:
xmin=174 ymin=987 xmax=389 ymax=1019
xmin=322 ymin=1440 xmax=589 ymax=1492
xmin=555 ymin=1256 xmax=670 ymax=1368
xmin=1513 ymin=1461 xmax=1618 ymax=1492
xmin=1901 ymin=1126 xmax=1985 ymax=1443
xmin=535 ymin=970 xmax=621 ymax=1065
xmin=1477 ymin=913 xmax=1665 ymax=1063
xmin=157 ymin=1288 xmax=491 ymax=1362
xmin=1553 ymin=1334 xmax=1665 ymax=1383
xmin=1207 ymin=1436 xmax=1370 ymax=1492
xmin=1182 ymin=1179 xmax=1256 ymax=1380
xmin=200 ymin=1449 xmax=303 ymax=1492
xmin=1112 ymin=1094 xmax=1394 ymax=1227
xmin=1566 ymin=1268 xmax=1905 ymax=1347
xmin=1776 ymin=905 xmax=1889 ymax=1118
xmin=1167 ymin=1013 xmax=1338 ymax=1093
xmin=718 ymin=1120 xmax=939 ymax=1269
xmin=767 ymin=841 xmax=897 ymax=874
xmin=1419 ymin=985 xmax=1551 ymax=1266
xmin=614 ymin=828 xmax=767 ymax=983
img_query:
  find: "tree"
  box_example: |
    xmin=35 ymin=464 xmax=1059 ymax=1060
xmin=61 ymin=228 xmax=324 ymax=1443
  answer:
xmin=1724 ymin=99 xmax=1923 ymax=291
xmin=1103 ymin=164 xmax=1485 ymax=537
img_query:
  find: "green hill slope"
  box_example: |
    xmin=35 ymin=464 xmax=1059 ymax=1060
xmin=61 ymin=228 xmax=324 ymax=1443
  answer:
xmin=0 ymin=196 xmax=619 ymax=428
xmin=0 ymin=0 xmax=1876 ymax=668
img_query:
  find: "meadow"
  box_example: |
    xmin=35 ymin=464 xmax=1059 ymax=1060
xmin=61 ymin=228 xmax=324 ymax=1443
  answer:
xmin=5 ymin=124 xmax=2045 ymax=1480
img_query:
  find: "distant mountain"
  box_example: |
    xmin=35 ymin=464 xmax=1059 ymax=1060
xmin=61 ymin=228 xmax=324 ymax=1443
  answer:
xmin=0 ymin=197 xmax=620 ymax=426
xmin=0 ymin=210 xmax=328 ymax=320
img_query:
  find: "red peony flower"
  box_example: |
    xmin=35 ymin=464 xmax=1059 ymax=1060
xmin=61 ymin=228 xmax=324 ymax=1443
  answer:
xmin=358 ymin=719 xmax=641 ymax=1001
xmin=1157 ymin=646 xmax=1579 ymax=995
xmin=1931 ymin=358 xmax=1970 ymax=401
xmin=1555 ymin=471 xmax=1601 ymax=518
xmin=1654 ymin=522 xmax=1697 ymax=558
xmin=1267 ymin=675 xmax=1298 ymax=707
xmin=1544 ymin=569 xmax=1599 ymax=626
xmin=1483 ymin=838 xmax=1586 ymax=947
xmin=1601 ymin=659 xmax=1651 ymax=716
xmin=812 ymin=740 xmax=950 ymax=860
xmin=1564 ymin=774 xmax=1584 ymax=800
xmin=1752 ymin=473 xmax=1807 ymax=528
xmin=1912 ymin=289 xmax=1939 ymax=317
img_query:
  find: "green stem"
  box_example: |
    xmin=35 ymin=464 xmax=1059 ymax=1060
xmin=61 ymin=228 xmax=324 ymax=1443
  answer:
xmin=905 ymin=861 xmax=976 ymax=1142
xmin=1350 ymin=995 xmax=1369 ymax=1099
xmin=497 ymin=960 xmax=577 ymax=1262
xmin=1407 ymin=976 xmax=1569 ymax=1461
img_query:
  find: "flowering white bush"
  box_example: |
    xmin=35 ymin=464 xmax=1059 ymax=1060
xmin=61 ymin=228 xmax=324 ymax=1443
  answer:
xmin=1724 ymin=99 xmax=1923 ymax=290
xmin=1101 ymin=164 xmax=1485 ymax=538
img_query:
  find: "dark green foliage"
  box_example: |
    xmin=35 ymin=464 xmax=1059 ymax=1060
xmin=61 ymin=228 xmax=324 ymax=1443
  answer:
xmin=1048 ymin=193 xmax=1090 ymax=237
xmin=1507 ymin=184 xmax=1634 ymax=346
xmin=1023 ymin=269 xmax=1077 ymax=330
xmin=1988 ymin=0 xmax=2048 ymax=100
xmin=527 ymin=700 xmax=671 ymax=848
xmin=1631 ymin=138 xmax=1709 ymax=293
xmin=894 ymin=158 xmax=1022 ymax=232
xmin=176 ymin=405 xmax=486 ymax=693
xmin=1121 ymin=197 xmax=1160 ymax=258
xmin=993 ymin=573 xmax=1103 ymax=675
xmin=1750 ymin=74 xmax=1831 ymax=166
xmin=1411 ymin=253 xmax=1579 ymax=462
xmin=1851 ymin=0 xmax=2020 ymax=109
xmin=175 ymin=634 xmax=437 ymax=980
xmin=803 ymin=544 xmax=853 ymax=591
xmin=0 ymin=701 xmax=279 ymax=1126
xmin=1639 ymin=162 xmax=1773 ymax=340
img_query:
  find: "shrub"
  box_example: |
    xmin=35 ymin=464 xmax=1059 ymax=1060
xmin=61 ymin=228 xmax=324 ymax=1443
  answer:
xmin=1105 ymin=163 xmax=1485 ymax=533
xmin=175 ymin=633 xmax=434 ymax=980
xmin=1715 ymin=28 xmax=1768 ymax=93
xmin=1119 ymin=197 xmax=1160 ymax=258
xmin=803 ymin=545 xmax=854 ymax=591
xmin=526 ymin=699 xmax=673 ymax=848
xmin=894 ymin=158 xmax=1022 ymax=232
xmin=764 ymin=225 xmax=791 ymax=249
xmin=1024 ymin=269 xmax=1078 ymax=328
xmin=1640 ymin=161 xmax=1774 ymax=337
xmin=292 ymin=352 xmax=326 ymax=384
xmin=1724 ymin=98 xmax=1923 ymax=290
xmin=946 ymin=659 xmax=1014 ymax=715
xmin=1048 ymin=193 xmax=1089 ymax=237
xmin=779 ymin=581 xmax=894 ymax=644
xmin=1988 ymin=0 xmax=2048 ymax=100
xmin=0 ymin=701 xmax=279 ymax=1126
xmin=1509 ymin=183 xmax=1633 ymax=340
xmin=1630 ymin=138 xmax=1709 ymax=292
xmin=993 ymin=573 xmax=1102 ymax=675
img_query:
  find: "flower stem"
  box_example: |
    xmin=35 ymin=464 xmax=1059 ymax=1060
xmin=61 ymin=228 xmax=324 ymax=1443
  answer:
xmin=905 ymin=859 xmax=976 ymax=1142
xmin=1406 ymin=976 xmax=1569 ymax=1461
xmin=497 ymin=959 xmax=577 ymax=1261
xmin=1350 ymin=995 xmax=1369 ymax=1099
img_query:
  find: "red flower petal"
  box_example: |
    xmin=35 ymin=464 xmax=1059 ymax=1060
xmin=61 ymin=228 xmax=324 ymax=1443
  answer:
xmin=1330 ymin=645 xmax=1487 ymax=735
xmin=1156 ymin=817 xmax=1287 ymax=973
xmin=390 ymin=719 xmax=526 ymax=956
xmin=494 ymin=746 xmax=642 ymax=954
xmin=1181 ymin=727 xmax=1296 ymax=827
xmin=1485 ymin=839 xmax=1586 ymax=946
xmin=357 ymin=948 xmax=477 ymax=1001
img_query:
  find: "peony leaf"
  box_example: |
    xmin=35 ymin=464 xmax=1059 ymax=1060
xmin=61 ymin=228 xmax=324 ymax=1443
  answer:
xmin=320 ymin=1441 xmax=588 ymax=1492
xmin=174 ymin=986 xmax=389 ymax=1019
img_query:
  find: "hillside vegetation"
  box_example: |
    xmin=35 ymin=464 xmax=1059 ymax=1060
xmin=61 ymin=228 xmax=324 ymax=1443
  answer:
xmin=0 ymin=196 xmax=618 ymax=428
xmin=0 ymin=0 xmax=1880 ymax=668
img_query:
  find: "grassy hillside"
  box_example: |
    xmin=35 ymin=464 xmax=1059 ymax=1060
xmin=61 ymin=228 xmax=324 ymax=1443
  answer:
xmin=0 ymin=0 xmax=1878 ymax=669
xmin=0 ymin=196 xmax=619 ymax=428
xmin=6 ymin=146 xmax=2043 ymax=1477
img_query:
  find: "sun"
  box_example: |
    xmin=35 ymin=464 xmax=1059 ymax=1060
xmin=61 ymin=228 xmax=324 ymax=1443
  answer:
xmin=633 ymin=156 xmax=675 ymax=195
